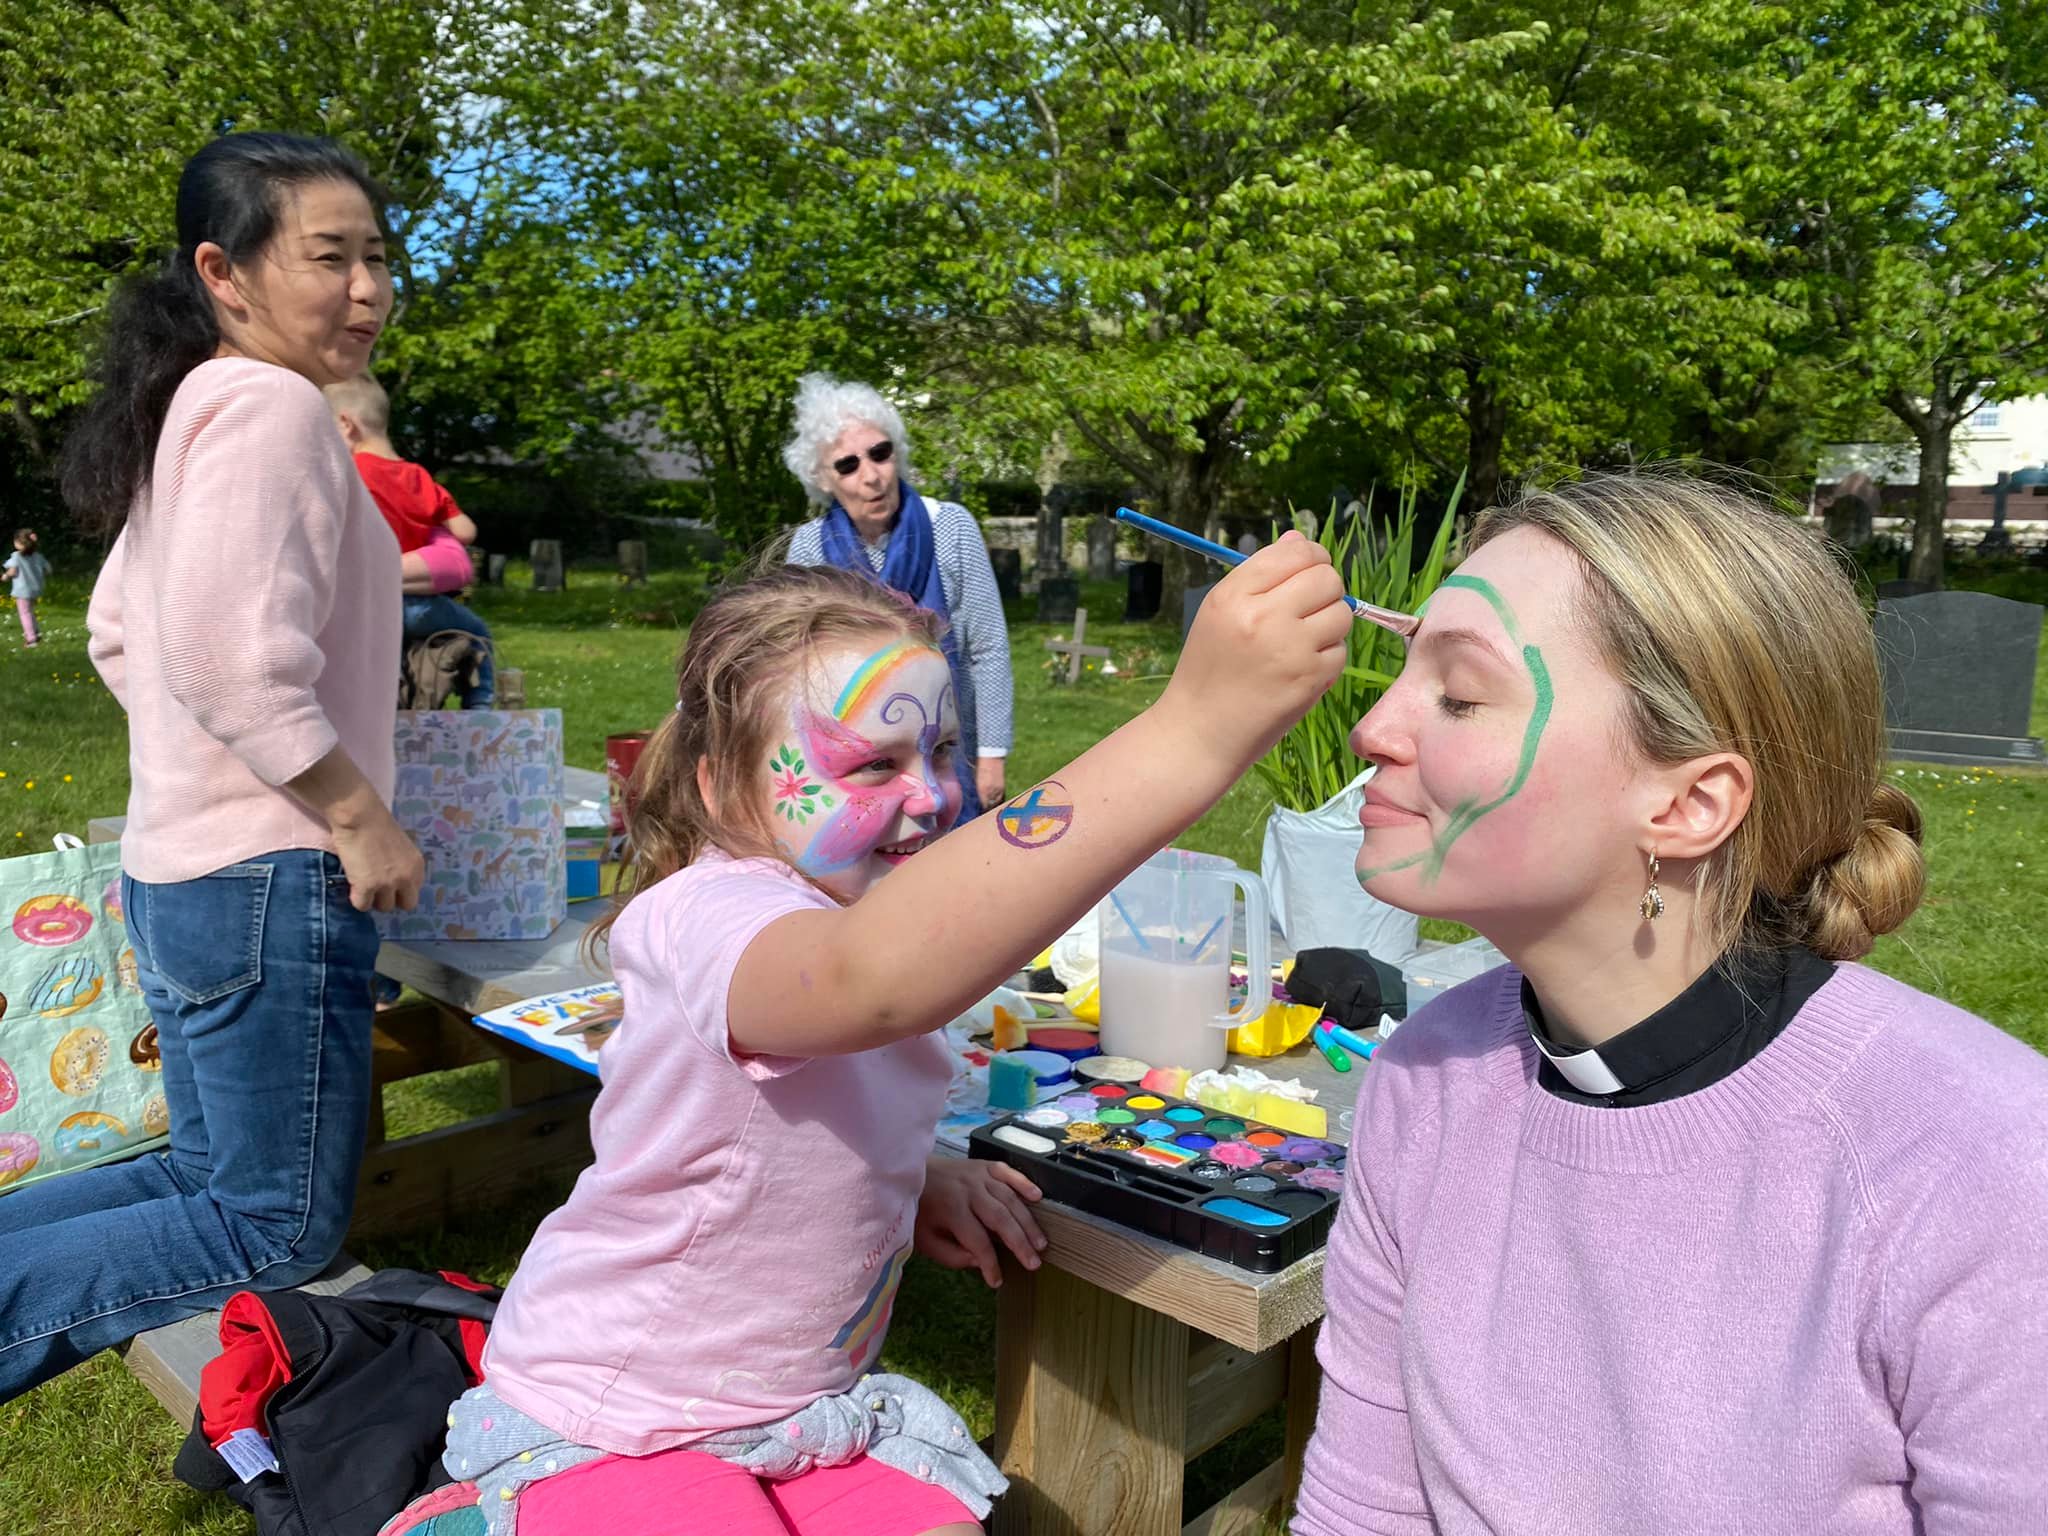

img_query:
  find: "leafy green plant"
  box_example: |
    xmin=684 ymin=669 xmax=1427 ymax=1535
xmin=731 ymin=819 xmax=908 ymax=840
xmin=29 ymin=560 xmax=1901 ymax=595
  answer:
xmin=1252 ymin=478 xmax=1461 ymax=812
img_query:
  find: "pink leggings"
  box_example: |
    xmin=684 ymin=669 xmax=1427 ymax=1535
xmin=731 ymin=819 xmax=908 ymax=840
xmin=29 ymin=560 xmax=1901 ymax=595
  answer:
xmin=13 ymin=598 xmax=36 ymax=645
xmin=517 ymin=1447 xmax=979 ymax=1536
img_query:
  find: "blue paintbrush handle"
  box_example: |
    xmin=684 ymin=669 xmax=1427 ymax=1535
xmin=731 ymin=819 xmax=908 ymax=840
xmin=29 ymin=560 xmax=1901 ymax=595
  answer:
xmin=1113 ymin=507 xmax=1421 ymax=636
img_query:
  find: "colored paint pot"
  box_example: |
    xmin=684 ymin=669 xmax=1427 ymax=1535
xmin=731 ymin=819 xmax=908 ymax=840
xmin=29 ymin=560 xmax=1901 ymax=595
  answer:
xmin=1203 ymin=1197 xmax=1288 ymax=1229
xmin=1209 ymin=1142 xmax=1263 ymax=1168
xmin=1174 ymin=1133 xmax=1216 ymax=1151
xmin=1164 ymin=1106 xmax=1205 ymax=1123
xmin=1026 ymin=1027 xmax=1102 ymax=1061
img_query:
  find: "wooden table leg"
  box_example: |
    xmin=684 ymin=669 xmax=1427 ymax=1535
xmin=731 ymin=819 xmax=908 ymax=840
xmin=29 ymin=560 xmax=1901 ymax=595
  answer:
xmin=1282 ymin=1321 xmax=1322 ymax=1507
xmin=993 ymin=1254 xmax=1192 ymax=1536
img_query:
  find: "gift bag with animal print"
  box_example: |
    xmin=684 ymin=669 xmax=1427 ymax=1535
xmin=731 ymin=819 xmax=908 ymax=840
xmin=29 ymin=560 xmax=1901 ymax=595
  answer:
xmin=0 ymin=836 xmax=168 ymax=1194
xmin=376 ymin=710 xmax=567 ymax=943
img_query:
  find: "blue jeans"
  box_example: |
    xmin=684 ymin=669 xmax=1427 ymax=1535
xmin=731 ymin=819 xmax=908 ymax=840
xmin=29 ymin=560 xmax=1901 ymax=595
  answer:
xmin=0 ymin=850 xmax=378 ymax=1401
xmin=403 ymin=594 xmax=496 ymax=708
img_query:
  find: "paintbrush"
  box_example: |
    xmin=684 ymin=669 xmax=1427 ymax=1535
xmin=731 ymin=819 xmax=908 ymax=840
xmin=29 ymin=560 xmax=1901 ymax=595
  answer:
xmin=1113 ymin=507 xmax=1422 ymax=640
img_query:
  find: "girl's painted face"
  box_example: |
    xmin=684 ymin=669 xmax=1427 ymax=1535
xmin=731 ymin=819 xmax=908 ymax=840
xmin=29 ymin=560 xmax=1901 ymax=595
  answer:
xmin=213 ymin=178 xmax=392 ymax=388
xmin=1349 ymin=527 xmax=1647 ymax=942
xmin=760 ymin=636 xmax=961 ymax=901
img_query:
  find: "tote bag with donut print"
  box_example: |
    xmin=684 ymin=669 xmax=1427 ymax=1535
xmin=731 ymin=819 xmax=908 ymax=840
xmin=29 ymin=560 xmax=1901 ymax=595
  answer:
xmin=0 ymin=836 xmax=167 ymax=1195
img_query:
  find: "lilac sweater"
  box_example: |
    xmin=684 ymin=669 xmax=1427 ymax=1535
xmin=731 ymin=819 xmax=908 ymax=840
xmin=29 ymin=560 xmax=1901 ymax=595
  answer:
xmin=1295 ymin=963 xmax=2048 ymax=1535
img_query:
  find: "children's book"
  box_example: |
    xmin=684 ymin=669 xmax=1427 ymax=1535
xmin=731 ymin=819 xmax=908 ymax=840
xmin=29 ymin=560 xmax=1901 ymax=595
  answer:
xmin=471 ymin=981 xmax=619 ymax=1075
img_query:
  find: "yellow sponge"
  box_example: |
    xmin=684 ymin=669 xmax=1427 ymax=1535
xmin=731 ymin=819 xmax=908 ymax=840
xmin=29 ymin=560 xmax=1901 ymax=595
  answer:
xmin=1249 ymin=1093 xmax=1328 ymax=1139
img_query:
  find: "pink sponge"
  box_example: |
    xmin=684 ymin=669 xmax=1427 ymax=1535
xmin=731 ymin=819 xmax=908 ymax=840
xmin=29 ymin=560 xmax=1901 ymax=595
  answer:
xmin=1140 ymin=1066 xmax=1188 ymax=1097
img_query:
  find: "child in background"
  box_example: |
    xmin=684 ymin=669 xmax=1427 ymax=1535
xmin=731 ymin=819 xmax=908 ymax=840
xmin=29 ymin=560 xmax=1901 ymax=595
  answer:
xmin=428 ymin=544 xmax=1351 ymax=1535
xmin=4 ymin=529 xmax=50 ymax=647
xmin=325 ymin=374 xmax=496 ymax=707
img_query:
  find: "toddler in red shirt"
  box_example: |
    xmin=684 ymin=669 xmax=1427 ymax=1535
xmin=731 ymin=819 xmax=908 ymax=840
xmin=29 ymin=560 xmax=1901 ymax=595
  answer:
xmin=327 ymin=375 xmax=495 ymax=706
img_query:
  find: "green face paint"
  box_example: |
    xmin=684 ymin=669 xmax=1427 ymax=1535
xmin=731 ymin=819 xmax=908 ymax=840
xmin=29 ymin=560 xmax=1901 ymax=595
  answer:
xmin=1356 ymin=573 xmax=1556 ymax=886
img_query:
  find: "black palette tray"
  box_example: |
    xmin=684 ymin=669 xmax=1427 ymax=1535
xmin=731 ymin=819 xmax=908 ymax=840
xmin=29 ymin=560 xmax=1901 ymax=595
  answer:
xmin=966 ymin=1086 xmax=1345 ymax=1272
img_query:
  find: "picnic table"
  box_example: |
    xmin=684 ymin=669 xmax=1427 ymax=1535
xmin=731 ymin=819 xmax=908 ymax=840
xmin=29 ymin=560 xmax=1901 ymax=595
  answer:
xmin=96 ymin=775 xmax=1372 ymax=1535
xmin=373 ymin=905 xmax=1364 ymax=1536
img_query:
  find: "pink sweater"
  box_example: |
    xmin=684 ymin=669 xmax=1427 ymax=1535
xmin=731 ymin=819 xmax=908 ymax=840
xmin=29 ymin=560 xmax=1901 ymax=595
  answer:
xmin=1295 ymin=962 xmax=2048 ymax=1535
xmin=87 ymin=358 xmax=400 ymax=883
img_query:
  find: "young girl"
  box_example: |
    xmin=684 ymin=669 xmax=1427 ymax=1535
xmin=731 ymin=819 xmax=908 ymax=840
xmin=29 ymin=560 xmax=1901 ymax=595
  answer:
xmin=1295 ymin=475 xmax=2048 ymax=1534
xmin=441 ymin=548 xmax=1352 ymax=1534
xmin=3 ymin=528 xmax=50 ymax=647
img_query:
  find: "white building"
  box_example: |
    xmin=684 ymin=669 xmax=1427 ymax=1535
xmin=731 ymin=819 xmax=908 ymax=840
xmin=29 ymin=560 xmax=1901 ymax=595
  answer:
xmin=1813 ymin=397 xmax=2048 ymax=548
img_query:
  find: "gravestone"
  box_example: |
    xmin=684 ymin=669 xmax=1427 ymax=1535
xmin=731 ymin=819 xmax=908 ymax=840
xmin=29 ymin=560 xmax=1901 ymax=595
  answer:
xmin=1875 ymin=591 xmax=2045 ymax=766
xmin=989 ymin=546 xmax=1023 ymax=602
xmin=1124 ymin=560 xmax=1163 ymax=622
xmin=486 ymin=553 xmax=509 ymax=586
xmin=530 ymin=539 xmax=565 ymax=593
xmin=1045 ymin=609 xmax=1113 ymax=684
xmin=1182 ymin=581 xmax=1217 ymax=641
xmin=1086 ymin=517 xmax=1118 ymax=581
xmin=1038 ymin=578 xmax=1079 ymax=625
xmin=496 ymin=667 xmax=527 ymax=709
xmin=1876 ymin=578 xmax=1931 ymax=601
xmin=1034 ymin=500 xmax=1067 ymax=588
xmin=617 ymin=539 xmax=648 ymax=586
xmin=1823 ymin=495 xmax=1873 ymax=550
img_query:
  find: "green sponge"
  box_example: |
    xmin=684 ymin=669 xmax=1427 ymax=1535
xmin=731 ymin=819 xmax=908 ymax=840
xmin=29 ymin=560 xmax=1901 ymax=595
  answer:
xmin=988 ymin=1054 xmax=1038 ymax=1111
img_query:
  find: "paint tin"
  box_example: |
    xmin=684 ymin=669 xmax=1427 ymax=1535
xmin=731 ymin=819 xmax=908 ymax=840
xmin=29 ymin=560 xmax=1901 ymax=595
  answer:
xmin=1026 ymin=1026 xmax=1101 ymax=1061
xmin=1075 ymin=1055 xmax=1149 ymax=1084
xmin=992 ymin=1124 xmax=1058 ymax=1155
xmin=967 ymin=1084 xmax=1343 ymax=1272
xmin=1203 ymin=1197 xmax=1289 ymax=1229
xmin=604 ymin=732 xmax=653 ymax=839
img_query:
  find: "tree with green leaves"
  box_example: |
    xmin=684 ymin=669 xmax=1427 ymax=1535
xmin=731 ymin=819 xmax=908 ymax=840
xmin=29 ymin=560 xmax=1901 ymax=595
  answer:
xmin=1731 ymin=0 xmax=2048 ymax=584
xmin=0 ymin=0 xmax=606 ymax=493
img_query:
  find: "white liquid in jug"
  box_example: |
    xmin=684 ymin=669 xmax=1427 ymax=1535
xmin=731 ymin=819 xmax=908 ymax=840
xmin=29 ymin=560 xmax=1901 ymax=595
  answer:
xmin=1097 ymin=937 xmax=1231 ymax=1073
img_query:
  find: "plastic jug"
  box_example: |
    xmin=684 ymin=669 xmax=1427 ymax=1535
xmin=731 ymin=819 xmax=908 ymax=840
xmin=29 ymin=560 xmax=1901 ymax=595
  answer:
xmin=1097 ymin=849 xmax=1271 ymax=1073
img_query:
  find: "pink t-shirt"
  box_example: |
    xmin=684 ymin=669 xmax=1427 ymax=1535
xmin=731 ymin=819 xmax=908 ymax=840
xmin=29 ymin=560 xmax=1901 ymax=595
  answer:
xmin=482 ymin=851 xmax=955 ymax=1456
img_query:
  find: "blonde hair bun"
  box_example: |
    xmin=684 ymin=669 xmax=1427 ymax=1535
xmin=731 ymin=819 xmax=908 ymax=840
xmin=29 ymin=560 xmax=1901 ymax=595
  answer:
xmin=1801 ymin=782 xmax=1927 ymax=962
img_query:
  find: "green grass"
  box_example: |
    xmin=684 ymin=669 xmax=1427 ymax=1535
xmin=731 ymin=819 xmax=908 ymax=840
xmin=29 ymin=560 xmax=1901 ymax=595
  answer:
xmin=2 ymin=556 xmax=2044 ymax=1531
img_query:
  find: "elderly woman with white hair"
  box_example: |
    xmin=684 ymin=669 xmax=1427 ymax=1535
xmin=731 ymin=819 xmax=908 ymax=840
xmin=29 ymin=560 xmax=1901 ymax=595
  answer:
xmin=783 ymin=373 xmax=1014 ymax=820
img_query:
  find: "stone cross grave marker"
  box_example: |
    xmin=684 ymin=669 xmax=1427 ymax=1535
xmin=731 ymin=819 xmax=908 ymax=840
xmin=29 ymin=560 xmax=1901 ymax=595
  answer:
xmin=1045 ymin=608 xmax=1113 ymax=684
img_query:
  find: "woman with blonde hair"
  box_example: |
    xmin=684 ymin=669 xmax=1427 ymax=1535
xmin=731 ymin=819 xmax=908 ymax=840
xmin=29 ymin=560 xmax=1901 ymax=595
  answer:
xmin=1295 ymin=474 xmax=2048 ymax=1534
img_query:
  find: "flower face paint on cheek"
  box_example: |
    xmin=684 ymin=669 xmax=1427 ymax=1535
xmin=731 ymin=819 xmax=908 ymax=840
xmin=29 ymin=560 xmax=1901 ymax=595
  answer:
xmin=1357 ymin=573 xmax=1554 ymax=886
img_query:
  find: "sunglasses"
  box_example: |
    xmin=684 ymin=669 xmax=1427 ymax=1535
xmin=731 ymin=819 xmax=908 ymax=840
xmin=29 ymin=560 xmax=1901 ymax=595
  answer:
xmin=831 ymin=440 xmax=895 ymax=477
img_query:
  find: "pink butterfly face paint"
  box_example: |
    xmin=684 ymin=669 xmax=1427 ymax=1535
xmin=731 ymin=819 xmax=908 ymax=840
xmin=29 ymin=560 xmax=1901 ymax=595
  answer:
xmin=762 ymin=638 xmax=961 ymax=900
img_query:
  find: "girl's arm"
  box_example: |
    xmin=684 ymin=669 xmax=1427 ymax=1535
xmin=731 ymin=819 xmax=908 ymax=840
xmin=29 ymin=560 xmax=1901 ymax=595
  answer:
xmin=729 ymin=535 xmax=1351 ymax=1057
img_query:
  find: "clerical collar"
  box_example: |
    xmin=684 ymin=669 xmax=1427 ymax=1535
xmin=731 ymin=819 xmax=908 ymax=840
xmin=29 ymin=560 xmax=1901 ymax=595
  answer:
xmin=1524 ymin=945 xmax=1836 ymax=1108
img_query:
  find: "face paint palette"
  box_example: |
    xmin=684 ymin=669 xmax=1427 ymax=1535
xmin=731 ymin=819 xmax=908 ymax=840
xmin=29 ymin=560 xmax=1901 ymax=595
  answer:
xmin=969 ymin=1089 xmax=1347 ymax=1272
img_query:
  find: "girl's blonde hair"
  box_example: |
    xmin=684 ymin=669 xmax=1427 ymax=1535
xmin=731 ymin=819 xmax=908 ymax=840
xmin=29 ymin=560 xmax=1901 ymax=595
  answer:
xmin=588 ymin=564 xmax=943 ymax=958
xmin=1472 ymin=472 xmax=1924 ymax=962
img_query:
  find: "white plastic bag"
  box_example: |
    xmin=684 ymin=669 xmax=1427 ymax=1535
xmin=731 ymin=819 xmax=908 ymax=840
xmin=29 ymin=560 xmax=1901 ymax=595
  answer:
xmin=1261 ymin=767 xmax=1419 ymax=962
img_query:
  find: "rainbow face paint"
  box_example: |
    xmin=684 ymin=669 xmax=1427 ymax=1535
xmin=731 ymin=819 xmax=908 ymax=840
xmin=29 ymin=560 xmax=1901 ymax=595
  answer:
xmin=765 ymin=639 xmax=960 ymax=897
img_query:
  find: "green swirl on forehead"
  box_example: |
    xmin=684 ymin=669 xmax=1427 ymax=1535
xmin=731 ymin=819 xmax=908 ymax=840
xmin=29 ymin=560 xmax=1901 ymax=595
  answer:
xmin=1356 ymin=573 xmax=1556 ymax=884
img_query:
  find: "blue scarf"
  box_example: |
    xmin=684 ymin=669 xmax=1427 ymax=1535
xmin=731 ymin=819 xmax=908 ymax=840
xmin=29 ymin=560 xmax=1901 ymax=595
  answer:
xmin=818 ymin=483 xmax=981 ymax=820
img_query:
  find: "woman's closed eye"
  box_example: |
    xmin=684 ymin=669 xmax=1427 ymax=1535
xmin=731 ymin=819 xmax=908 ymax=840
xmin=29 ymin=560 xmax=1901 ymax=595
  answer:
xmin=1437 ymin=694 xmax=1481 ymax=720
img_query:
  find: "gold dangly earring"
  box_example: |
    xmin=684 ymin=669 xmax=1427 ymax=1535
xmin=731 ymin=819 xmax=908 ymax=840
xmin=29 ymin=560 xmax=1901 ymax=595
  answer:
xmin=1639 ymin=851 xmax=1665 ymax=922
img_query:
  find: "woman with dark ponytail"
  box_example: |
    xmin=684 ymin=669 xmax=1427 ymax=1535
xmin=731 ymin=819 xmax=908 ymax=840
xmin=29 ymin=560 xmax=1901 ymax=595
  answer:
xmin=0 ymin=133 xmax=424 ymax=1401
